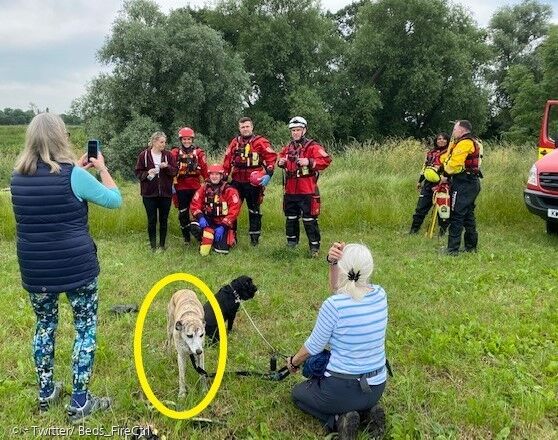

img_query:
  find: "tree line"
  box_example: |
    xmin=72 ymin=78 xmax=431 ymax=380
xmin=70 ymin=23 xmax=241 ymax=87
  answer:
xmin=67 ymin=0 xmax=558 ymax=175
xmin=0 ymin=107 xmax=82 ymax=125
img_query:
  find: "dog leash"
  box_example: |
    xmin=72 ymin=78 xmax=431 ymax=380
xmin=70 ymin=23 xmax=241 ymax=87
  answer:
xmin=186 ymin=286 xmax=291 ymax=382
xmin=228 ymin=285 xmax=288 ymax=360
xmin=189 ymin=353 xmax=290 ymax=381
xmin=189 ymin=354 xmax=209 ymax=377
xmin=239 ymin=301 xmax=288 ymax=359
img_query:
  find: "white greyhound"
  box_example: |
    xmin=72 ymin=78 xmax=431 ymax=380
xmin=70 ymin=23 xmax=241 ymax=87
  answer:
xmin=167 ymin=289 xmax=207 ymax=397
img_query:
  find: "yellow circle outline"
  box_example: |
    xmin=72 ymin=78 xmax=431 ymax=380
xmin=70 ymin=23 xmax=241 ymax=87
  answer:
xmin=133 ymin=272 xmax=228 ymax=419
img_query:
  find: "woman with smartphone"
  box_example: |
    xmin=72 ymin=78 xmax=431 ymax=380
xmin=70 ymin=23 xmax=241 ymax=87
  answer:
xmin=135 ymin=131 xmax=178 ymax=251
xmin=10 ymin=113 xmax=122 ymax=422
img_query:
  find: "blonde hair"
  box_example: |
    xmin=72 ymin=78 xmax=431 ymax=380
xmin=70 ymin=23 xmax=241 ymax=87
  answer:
xmin=337 ymin=243 xmax=374 ymax=300
xmin=14 ymin=113 xmax=76 ymax=175
xmin=148 ymin=131 xmax=167 ymax=148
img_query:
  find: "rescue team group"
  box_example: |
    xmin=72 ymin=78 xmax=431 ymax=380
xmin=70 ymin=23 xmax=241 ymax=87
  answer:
xmin=9 ymin=112 xmax=482 ymax=438
xmin=135 ymin=116 xmax=483 ymax=257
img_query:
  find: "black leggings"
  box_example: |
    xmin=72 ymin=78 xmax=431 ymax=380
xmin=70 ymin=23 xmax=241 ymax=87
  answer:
xmin=292 ymin=377 xmax=385 ymax=430
xmin=142 ymin=197 xmax=172 ymax=249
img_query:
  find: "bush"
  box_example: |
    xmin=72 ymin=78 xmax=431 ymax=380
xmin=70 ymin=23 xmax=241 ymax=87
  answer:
xmin=104 ymin=114 xmax=160 ymax=180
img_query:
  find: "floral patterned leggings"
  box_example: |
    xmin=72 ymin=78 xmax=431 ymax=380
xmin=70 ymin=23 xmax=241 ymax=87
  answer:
xmin=28 ymin=278 xmax=98 ymax=398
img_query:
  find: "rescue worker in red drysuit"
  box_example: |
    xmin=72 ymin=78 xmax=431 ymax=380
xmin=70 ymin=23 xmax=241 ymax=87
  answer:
xmin=171 ymin=127 xmax=208 ymax=244
xmin=277 ymin=116 xmax=332 ymax=257
xmin=223 ymin=117 xmax=277 ymax=246
xmin=190 ymin=164 xmax=241 ymax=255
xmin=409 ymin=132 xmax=450 ymax=235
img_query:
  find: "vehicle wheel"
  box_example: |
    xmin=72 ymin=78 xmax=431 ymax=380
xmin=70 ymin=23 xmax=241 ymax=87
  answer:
xmin=546 ymin=220 xmax=558 ymax=235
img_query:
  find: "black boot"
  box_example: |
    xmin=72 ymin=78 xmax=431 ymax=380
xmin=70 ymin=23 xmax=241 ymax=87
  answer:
xmin=309 ymin=245 xmax=320 ymax=258
xmin=364 ymin=405 xmax=386 ymax=440
xmin=337 ymin=411 xmax=360 ymax=440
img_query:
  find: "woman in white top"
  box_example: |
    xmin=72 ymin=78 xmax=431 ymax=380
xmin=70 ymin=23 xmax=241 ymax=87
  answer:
xmin=135 ymin=132 xmax=177 ymax=251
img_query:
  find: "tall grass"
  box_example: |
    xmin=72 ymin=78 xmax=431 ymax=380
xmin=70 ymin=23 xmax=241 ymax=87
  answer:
xmin=0 ymin=135 xmax=539 ymax=240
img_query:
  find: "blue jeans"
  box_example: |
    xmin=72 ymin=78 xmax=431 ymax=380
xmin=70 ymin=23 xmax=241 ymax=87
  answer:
xmin=29 ymin=278 xmax=98 ymax=398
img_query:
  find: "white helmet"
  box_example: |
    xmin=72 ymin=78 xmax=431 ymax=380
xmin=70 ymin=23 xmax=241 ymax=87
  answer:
xmin=288 ymin=116 xmax=307 ymax=129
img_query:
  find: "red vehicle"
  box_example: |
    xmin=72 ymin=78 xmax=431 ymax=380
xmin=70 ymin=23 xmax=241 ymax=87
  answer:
xmin=524 ymin=100 xmax=558 ymax=234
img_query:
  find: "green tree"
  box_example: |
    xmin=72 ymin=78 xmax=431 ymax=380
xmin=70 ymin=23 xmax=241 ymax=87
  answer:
xmin=106 ymin=113 xmax=159 ymax=180
xmin=0 ymin=108 xmax=35 ymax=125
xmin=328 ymin=0 xmax=365 ymax=42
xmin=343 ymin=0 xmax=490 ymax=140
xmin=502 ymin=65 xmax=544 ymax=142
xmin=60 ymin=113 xmax=83 ymax=125
xmin=74 ymin=0 xmax=250 ymax=177
xmin=486 ymin=0 xmax=552 ymax=136
xmin=191 ymin=0 xmax=343 ymax=136
xmin=288 ymin=85 xmax=334 ymax=141
xmin=504 ymin=25 xmax=558 ymax=143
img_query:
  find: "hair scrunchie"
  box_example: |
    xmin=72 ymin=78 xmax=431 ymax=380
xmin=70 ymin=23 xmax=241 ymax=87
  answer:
xmin=348 ymin=269 xmax=361 ymax=282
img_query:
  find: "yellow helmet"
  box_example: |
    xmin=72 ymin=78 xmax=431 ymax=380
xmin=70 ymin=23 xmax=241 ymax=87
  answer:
xmin=424 ymin=166 xmax=441 ymax=183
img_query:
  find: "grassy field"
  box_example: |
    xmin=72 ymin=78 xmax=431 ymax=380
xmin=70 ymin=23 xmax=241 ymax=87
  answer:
xmin=0 ymin=126 xmax=556 ymax=439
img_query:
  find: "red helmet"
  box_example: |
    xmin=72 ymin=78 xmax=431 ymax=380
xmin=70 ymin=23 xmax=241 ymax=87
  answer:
xmin=249 ymin=169 xmax=267 ymax=187
xmin=178 ymin=127 xmax=195 ymax=139
xmin=208 ymin=164 xmax=225 ymax=174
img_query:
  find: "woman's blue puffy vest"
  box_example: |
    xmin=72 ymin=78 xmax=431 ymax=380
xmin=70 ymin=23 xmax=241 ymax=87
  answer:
xmin=10 ymin=162 xmax=100 ymax=293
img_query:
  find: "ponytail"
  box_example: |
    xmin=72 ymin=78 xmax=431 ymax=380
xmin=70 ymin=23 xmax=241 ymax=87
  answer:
xmin=336 ymin=244 xmax=374 ymax=300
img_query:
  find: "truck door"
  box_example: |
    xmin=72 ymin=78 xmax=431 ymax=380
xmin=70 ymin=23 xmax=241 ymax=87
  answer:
xmin=539 ymin=100 xmax=558 ymax=158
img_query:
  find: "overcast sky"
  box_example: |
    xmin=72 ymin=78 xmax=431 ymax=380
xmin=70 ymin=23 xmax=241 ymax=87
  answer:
xmin=1 ymin=0 xmax=557 ymax=113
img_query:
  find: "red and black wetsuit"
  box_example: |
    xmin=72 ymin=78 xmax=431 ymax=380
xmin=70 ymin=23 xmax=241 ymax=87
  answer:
xmin=277 ymin=137 xmax=332 ymax=251
xmin=223 ymin=134 xmax=277 ymax=243
xmin=170 ymin=145 xmax=208 ymax=242
xmin=190 ymin=181 xmax=241 ymax=253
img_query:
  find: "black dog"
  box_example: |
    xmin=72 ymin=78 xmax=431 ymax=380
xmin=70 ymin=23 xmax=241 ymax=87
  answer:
xmin=204 ymin=276 xmax=257 ymax=343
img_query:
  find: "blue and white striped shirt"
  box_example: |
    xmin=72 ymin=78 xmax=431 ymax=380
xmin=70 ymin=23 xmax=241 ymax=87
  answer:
xmin=304 ymin=285 xmax=388 ymax=385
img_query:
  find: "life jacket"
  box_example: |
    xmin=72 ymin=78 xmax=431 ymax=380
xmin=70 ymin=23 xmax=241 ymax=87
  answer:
xmin=204 ymin=182 xmax=229 ymax=217
xmin=232 ymin=135 xmax=262 ymax=168
xmin=176 ymin=146 xmax=200 ymax=176
xmin=284 ymin=138 xmax=317 ymax=178
xmin=460 ymin=134 xmax=483 ymax=174
xmin=425 ymin=145 xmax=447 ymax=167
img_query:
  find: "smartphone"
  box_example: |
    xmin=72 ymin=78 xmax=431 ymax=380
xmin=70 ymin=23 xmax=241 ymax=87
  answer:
xmin=87 ymin=140 xmax=100 ymax=162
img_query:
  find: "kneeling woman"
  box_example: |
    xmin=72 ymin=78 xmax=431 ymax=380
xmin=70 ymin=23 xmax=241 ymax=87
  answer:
xmin=287 ymin=242 xmax=388 ymax=440
xmin=189 ymin=164 xmax=241 ymax=255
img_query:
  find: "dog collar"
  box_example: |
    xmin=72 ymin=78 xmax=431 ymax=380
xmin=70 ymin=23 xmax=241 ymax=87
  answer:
xmin=228 ymin=284 xmax=241 ymax=304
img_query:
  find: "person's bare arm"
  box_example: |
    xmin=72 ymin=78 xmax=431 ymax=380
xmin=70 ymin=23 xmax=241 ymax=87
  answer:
xmin=287 ymin=346 xmax=311 ymax=373
xmin=327 ymin=241 xmax=345 ymax=293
